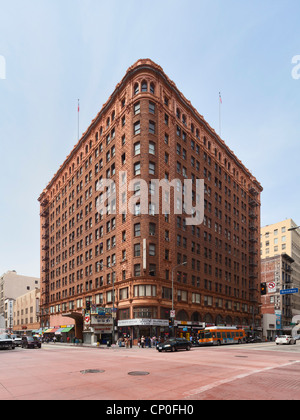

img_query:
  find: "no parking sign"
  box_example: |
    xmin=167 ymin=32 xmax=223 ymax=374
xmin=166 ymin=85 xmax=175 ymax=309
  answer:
xmin=267 ymin=282 xmax=276 ymax=293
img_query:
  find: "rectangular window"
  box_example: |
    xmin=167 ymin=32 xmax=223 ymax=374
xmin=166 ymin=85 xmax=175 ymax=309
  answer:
xmin=134 ymin=142 xmax=140 ymax=155
xmin=149 ymin=101 xmax=155 ymax=114
xmin=134 ymin=264 xmax=141 ymax=276
xmin=149 ymin=120 xmax=155 ymax=134
xmin=134 ymin=223 xmax=141 ymax=237
xmin=134 ymin=162 xmax=141 ymax=175
xmin=149 ymin=162 xmax=155 ymax=175
xmin=134 ymin=121 xmax=140 ymax=135
xmin=134 ymin=102 xmax=140 ymax=115
xmin=149 ymin=141 xmax=155 ymax=155
xmin=134 ymin=243 xmax=141 ymax=256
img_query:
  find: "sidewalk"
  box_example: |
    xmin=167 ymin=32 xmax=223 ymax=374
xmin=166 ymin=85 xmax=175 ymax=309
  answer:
xmin=43 ymin=341 xmax=157 ymax=350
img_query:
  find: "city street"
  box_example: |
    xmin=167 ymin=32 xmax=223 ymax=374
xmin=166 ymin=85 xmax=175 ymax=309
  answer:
xmin=0 ymin=342 xmax=299 ymax=401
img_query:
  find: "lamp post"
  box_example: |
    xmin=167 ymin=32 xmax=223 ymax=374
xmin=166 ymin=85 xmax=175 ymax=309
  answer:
xmin=288 ymin=226 xmax=300 ymax=231
xmin=171 ymin=262 xmax=187 ymax=336
xmin=101 ymin=263 xmax=116 ymax=345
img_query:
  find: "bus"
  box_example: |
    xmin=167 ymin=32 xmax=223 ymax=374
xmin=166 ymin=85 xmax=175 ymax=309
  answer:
xmin=198 ymin=326 xmax=246 ymax=346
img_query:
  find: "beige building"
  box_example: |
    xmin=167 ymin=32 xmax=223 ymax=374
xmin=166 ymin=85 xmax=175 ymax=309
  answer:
xmin=0 ymin=271 xmax=40 ymax=331
xmin=261 ymin=219 xmax=300 ymax=316
xmin=13 ymin=288 xmax=40 ymax=335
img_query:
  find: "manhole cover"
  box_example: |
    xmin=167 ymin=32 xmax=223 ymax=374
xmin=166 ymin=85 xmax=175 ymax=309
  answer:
xmin=235 ymin=355 xmax=248 ymax=358
xmin=128 ymin=371 xmax=150 ymax=376
xmin=80 ymin=369 xmax=105 ymax=374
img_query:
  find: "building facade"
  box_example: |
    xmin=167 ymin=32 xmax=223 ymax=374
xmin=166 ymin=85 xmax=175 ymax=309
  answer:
xmin=261 ymin=253 xmax=294 ymax=340
xmin=261 ymin=219 xmax=300 ymax=316
xmin=0 ymin=270 xmax=40 ymax=332
xmin=38 ymin=59 xmax=263 ymax=344
xmin=13 ymin=288 xmax=40 ymax=336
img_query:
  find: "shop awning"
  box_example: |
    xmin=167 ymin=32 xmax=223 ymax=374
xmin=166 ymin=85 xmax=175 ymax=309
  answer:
xmin=55 ymin=328 xmax=64 ymax=335
xmin=60 ymin=326 xmax=74 ymax=333
xmin=44 ymin=328 xmax=54 ymax=333
xmin=44 ymin=327 xmax=60 ymax=333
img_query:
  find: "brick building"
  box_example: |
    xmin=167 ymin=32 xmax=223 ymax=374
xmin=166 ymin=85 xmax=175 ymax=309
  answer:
xmin=38 ymin=59 xmax=262 ymax=344
xmin=261 ymin=253 xmax=294 ymax=340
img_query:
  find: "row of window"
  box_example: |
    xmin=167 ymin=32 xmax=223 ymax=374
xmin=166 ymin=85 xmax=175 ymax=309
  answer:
xmin=48 ymin=287 xmax=252 ymax=314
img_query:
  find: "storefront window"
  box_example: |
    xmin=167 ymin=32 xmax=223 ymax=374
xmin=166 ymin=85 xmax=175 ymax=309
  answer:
xmin=133 ymin=285 xmax=156 ymax=297
xmin=133 ymin=307 xmax=157 ymax=318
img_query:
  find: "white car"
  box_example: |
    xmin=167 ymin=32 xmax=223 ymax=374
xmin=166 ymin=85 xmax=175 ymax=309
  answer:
xmin=11 ymin=334 xmax=22 ymax=346
xmin=275 ymin=335 xmax=296 ymax=345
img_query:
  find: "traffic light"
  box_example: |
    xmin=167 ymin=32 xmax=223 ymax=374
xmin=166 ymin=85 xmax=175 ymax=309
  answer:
xmin=169 ymin=318 xmax=173 ymax=328
xmin=261 ymin=282 xmax=267 ymax=295
xmin=86 ymin=301 xmax=91 ymax=311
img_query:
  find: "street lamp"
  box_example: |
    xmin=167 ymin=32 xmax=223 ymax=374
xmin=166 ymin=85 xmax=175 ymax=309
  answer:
xmin=101 ymin=263 xmax=116 ymax=345
xmin=288 ymin=226 xmax=300 ymax=231
xmin=171 ymin=261 xmax=187 ymax=336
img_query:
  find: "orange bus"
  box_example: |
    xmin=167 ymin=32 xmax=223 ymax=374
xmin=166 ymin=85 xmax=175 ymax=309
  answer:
xmin=198 ymin=326 xmax=246 ymax=346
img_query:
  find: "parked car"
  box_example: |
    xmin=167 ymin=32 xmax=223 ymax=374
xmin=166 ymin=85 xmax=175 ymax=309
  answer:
xmin=293 ymin=334 xmax=300 ymax=341
xmin=21 ymin=336 xmax=42 ymax=349
xmin=11 ymin=334 xmax=22 ymax=346
xmin=0 ymin=333 xmax=15 ymax=350
xmin=157 ymin=338 xmax=192 ymax=352
xmin=275 ymin=335 xmax=296 ymax=345
xmin=246 ymin=336 xmax=262 ymax=343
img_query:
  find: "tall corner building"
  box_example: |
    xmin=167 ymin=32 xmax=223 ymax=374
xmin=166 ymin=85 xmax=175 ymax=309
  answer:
xmin=38 ymin=59 xmax=263 ymax=343
xmin=261 ymin=218 xmax=300 ymax=318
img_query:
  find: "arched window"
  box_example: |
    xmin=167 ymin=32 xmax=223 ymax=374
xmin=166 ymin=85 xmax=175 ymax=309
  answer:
xmin=150 ymin=82 xmax=155 ymax=94
xmin=204 ymin=313 xmax=213 ymax=324
xmin=191 ymin=311 xmax=201 ymax=322
xmin=141 ymin=80 xmax=148 ymax=92
xmin=134 ymin=82 xmax=139 ymax=95
xmin=177 ymin=310 xmax=189 ymax=321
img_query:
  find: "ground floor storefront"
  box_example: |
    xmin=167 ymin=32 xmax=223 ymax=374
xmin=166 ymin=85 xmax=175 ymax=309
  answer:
xmin=118 ymin=318 xmax=170 ymax=345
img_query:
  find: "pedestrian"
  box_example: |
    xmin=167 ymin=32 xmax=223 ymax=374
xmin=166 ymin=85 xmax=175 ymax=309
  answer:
xmin=138 ymin=338 xmax=141 ymax=348
xmin=141 ymin=335 xmax=145 ymax=348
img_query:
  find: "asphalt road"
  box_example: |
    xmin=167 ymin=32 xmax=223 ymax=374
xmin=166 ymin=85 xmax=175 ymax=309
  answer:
xmin=0 ymin=342 xmax=299 ymax=401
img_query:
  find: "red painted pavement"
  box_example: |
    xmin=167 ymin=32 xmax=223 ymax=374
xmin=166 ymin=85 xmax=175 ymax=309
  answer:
xmin=0 ymin=342 xmax=299 ymax=400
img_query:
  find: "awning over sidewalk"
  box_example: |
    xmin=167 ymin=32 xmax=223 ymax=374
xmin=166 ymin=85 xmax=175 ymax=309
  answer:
xmin=60 ymin=326 xmax=74 ymax=333
xmin=44 ymin=327 xmax=60 ymax=333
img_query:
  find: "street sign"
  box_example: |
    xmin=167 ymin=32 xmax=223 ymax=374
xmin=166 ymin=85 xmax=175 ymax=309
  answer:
xmin=170 ymin=310 xmax=175 ymax=318
xmin=280 ymin=288 xmax=299 ymax=295
xmin=268 ymin=282 xmax=276 ymax=292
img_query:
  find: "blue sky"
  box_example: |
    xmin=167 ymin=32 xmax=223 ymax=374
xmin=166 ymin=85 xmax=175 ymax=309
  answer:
xmin=0 ymin=0 xmax=299 ymax=277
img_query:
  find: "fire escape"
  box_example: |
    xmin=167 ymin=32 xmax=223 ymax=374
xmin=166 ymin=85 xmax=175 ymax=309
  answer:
xmin=40 ymin=197 xmax=50 ymax=327
xmin=248 ymin=186 xmax=260 ymax=330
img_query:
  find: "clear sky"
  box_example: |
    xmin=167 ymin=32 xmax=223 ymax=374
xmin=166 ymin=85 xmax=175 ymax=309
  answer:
xmin=0 ymin=0 xmax=299 ymax=278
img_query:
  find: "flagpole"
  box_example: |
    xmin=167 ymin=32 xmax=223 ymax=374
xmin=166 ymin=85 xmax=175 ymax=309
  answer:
xmin=78 ymin=99 xmax=80 ymax=141
xmin=219 ymin=92 xmax=222 ymax=137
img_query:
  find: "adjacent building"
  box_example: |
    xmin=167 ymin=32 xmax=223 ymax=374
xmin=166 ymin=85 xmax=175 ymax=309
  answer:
xmin=38 ymin=59 xmax=263 ymax=344
xmin=261 ymin=219 xmax=300 ymax=317
xmin=0 ymin=270 xmax=40 ymax=332
xmin=261 ymin=253 xmax=294 ymax=340
xmin=13 ymin=288 xmax=41 ymax=336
